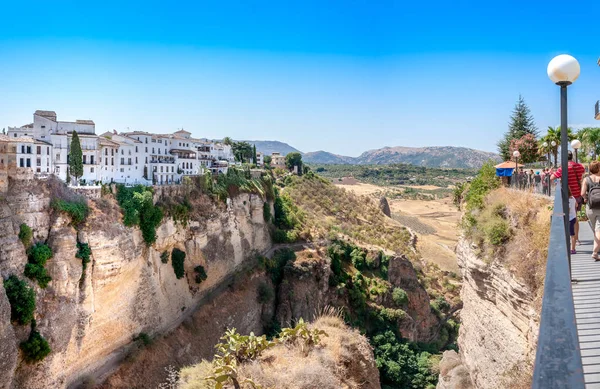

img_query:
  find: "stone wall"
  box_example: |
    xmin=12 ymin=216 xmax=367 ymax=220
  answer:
xmin=0 ymin=179 xmax=271 ymax=389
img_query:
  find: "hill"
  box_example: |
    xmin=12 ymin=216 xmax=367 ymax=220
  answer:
xmin=356 ymin=146 xmax=501 ymax=168
xmin=243 ymin=140 xmax=301 ymax=156
xmin=302 ymin=150 xmax=356 ymax=164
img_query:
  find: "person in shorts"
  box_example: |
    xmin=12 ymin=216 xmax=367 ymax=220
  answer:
xmin=552 ymin=150 xmax=585 ymax=244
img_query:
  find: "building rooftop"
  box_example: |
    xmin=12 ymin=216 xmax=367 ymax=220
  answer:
xmin=34 ymin=110 xmax=57 ymax=121
xmin=75 ymin=120 xmax=95 ymax=125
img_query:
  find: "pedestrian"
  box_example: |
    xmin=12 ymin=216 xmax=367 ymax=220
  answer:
xmin=569 ymin=188 xmax=577 ymax=255
xmin=582 ymin=161 xmax=600 ymax=260
xmin=534 ymin=171 xmax=541 ymax=193
xmin=552 ymin=151 xmax=585 ymax=244
xmin=529 ymin=169 xmax=535 ymax=189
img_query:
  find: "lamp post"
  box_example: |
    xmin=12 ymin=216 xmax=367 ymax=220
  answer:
xmin=551 ymin=141 xmax=557 ymax=167
xmin=513 ymin=150 xmax=520 ymax=189
xmin=572 ymin=139 xmax=582 ymax=163
xmin=543 ymin=141 xmax=549 ymax=167
xmin=548 ymin=54 xmax=581 ymax=268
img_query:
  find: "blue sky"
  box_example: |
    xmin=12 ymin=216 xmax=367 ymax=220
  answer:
xmin=2 ymin=1 xmax=600 ymax=156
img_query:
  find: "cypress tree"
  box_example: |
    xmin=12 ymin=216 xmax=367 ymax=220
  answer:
xmin=69 ymin=131 xmax=83 ymax=184
xmin=497 ymin=95 xmax=538 ymax=160
xmin=253 ymin=145 xmax=257 ymax=165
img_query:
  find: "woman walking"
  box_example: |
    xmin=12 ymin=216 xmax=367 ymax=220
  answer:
xmin=582 ymin=161 xmax=600 ymax=260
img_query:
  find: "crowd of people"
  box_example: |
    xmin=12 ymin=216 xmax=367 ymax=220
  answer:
xmin=511 ymin=167 xmax=555 ymax=196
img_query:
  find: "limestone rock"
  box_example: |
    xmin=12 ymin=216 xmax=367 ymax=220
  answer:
xmin=379 ymin=196 xmax=391 ymax=217
xmin=0 ymin=280 xmax=17 ymax=389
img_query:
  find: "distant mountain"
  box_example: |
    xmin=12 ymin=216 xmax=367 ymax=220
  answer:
xmin=303 ymin=146 xmax=500 ymax=169
xmin=356 ymin=146 xmax=501 ymax=169
xmin=244 ymin=140 xmax=301 ymax=156
xmin=240 ymin=140 xmax=500 ymax=169
xmin=303 ymin=151 xmax=356 ymax=164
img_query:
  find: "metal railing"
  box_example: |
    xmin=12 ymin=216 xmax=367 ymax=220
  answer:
xmin=532 ymin=185 xmax=584 ymax=388
xmin=509 ymin=172 xmax=555 ymax=197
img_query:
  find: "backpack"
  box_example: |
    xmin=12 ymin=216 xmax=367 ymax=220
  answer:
xmin=587 ymin=177 xmax=600 ymax=210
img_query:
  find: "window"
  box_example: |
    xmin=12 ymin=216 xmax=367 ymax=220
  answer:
xmin=145 ymin=138 xmax=148 ymax=143
xmin=47 ymin=147 xmax=49 ymax=154
xmin=121 ymin=158 xmax=124 ymax=164
xmin=164 ymin=149 xmax=167 ymax=154
xmin=105 ymin=149 xmax=108 ymax=156
xmin=90 ymin=155 xmax=94 ymax=165
xmin=55 ymin=166 xmax=60 ymax=173
xmin=56 ymin=154 xmax=60 ymax=161
xmin=36 ymin=168 xmax=41 ymax=173
xmin=14 ymin=134 xmax=17 ymax=137
xmin=111 ymin=158 xmax=114 ymax=166
xmin=121 ymin=149 xmax=124 ymax=155
xmin=26 ymin=159 xmax=31 ymax=168
xmin=111 ymin=149 xmax=114 ymax=156
xmin=135 ymin=146 xmax=138 ymax=152
xmin=120 ymin=168 xmax=124 ymax=172
xmin=145 ymin=157 xmax=148 ymax=163
xmin=145 ymin=147 xmax=148 ymax=153
xmin=83 ymin=155 xmax=87 ymax=164
xmin=91 ymin=167 xmax=94 ymax=173
xmin=37 ymin=146 xmax=41 ymax=154
xmin=27 ymin=146 xmax=31 ymax=154
xmin=21 ymin=145 xmax=25 ymax=153
xmin=128 ymin=158 xmax=131 ymax=165
xmin=135 ymin=157 xmax=138 ymax=164
xmin=19 ymin=158 xmax=24 ymax=167
xmin=36 ymin=158 xmax=41 ymax=166
xmin=41 ymin=125 xmax=45 ymax=129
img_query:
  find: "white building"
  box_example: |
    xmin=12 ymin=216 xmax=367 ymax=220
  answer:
xmin=7 ymin=111 xmax=234 ymax=186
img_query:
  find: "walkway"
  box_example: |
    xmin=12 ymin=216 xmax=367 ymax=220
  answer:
xmin=572 ymin=223 xmax=600 ymax=388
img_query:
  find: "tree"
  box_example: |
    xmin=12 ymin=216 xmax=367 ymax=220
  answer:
xmin=264 ymin=155 xmax=272 ymax=167
xmin=498 ymin=95 xmax=538 ymax=160
xmin=285 ymin=152 xmax=303 ymax=174
xmin=509 ymin=134 xmax=538 ymax=163
xmin=223 ymin=137 xmax=233 ymax=146
xmin=578 ymin=127 xmax=600 ymax=161
xmin=232 ymin=142 xmax=253 ymax=163
xmin=69 ymin=131 xmax=83 ymax=184
xmin=252 ymin=145 xmax=257 ymax=165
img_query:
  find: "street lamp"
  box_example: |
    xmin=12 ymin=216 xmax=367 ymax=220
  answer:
xmin=551 ymin=141 xmax=557 ymax=167
xmin=572 ymin=139 xmax=582 ymax=163
xmin=543 ymin=141 xmax=549 ymax=167
xmin=548 ymin=54 xmax=581 ymax=267
xmin=513 ymin=150 xmax=520 ymax=189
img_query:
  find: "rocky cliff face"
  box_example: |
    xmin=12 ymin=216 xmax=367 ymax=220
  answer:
xmin=437 ymin=238 xmax=539 ymax=389
xmin=0 ymin=180 xmax=271 ymax=389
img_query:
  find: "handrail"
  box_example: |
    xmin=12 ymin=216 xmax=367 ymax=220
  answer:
xmin=532 ymin=186 xmax=584 ymax=388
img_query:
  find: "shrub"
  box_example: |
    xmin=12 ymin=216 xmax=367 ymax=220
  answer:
xmin=52 ymin=199 xmax=89 ymax=226
xmin=392 ymin=288 xmax=409 ymax=306
xmin=464 ymin=161 xmax=501 ymax=211
xmin=171 ymin=248 xmax=186 ymax=279
xmin=261 ymin=249 xmax=296 ymax=284
xmin=257 ymin=282 xmax=274 ymax=303
xmin=133 ymin=332 xmax=152 ymax=346
xmin=4 ymin=275 xmax=36 ymax=325
xmin=194 ymin=265 xmax=207 ymax=284
xmin=20 ymin=321 xmax=51 ymax=363
xmin=24 ymin=243 xmax=53 ymax=288
xmin=160 ymin=251 xmax=169 ymax=264
xmin=116 ymin=185 xmax=163 ymax=245
xmin=76 ymin=242 xmax=92 ymax=270
xmin=485 ymin=219 xmax=511 ymax=246
xmin=18 ymin=224 xmax=33 ymax=247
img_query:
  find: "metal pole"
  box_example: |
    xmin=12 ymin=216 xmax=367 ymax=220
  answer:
xmin=559 ymin=82 xmax=571 ymax=270
xmin=575 ymin=149 xmax=578 ymax=163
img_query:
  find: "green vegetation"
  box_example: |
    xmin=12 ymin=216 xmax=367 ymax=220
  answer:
xmin=210 ymin=168 xmax=275 ymax=203
xmin=76 ymin=242 xmax=92 ymax=270
xmin=3 ymin=275 xmax=36 ymax=325
xmin=24 ymin=243 xmax=52 ymax=288
xmin=69 ymin=131 xmax=83 ymax=182
xmin=232 ymin=141 xmax=254 ymax=163
xmin=194 ymin=265 xmax=207 ymax=284
xmin=263 ymin=202 xmax=271 ymax=222
xmin=392 ymin=288 xmax=408 ymax=306
xmin=260 ymin=249 xmax=296 ymax=285
xmin=272 ymin=189 xmax=304 ymax=243
xmin=20 ymin=321 xmax=51 ymax=363
xmin=463 ymin=161 xmax=501 ymax=211
xmin=308 ymin=164 xmax=475 ymax=188
xmin=160 ymin=251 xmax=169 ymax=264
xmin=161 ymin=197 xmax=192 ymax=227
xmin=18 ymin=223 xmax=33 ymax=247
xmin=52 ymin=199 xmax=89 ymax=226
xmin=257 ymin=282 xmax=274 ymax=304
xmin=116 ymin=185 xmax=163 ymax=245
xmin=497 ymin=95 xmax=538 ymax=161
xmin=171 ymin=248 xmax=186 ymax=279
xmin=133 ymin=332 xmax=153 ymax=346
xmin=285 ymin=152 xmax=303 ymax=174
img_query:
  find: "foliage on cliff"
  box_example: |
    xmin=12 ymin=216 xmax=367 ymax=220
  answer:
xmin=178 ymin=316 xmax=379 ymax=389
xmin=24 ymin=243 xmax=53 ymax=288
xmin=459 ymin=164 xmax=551 ymax=296
xmin=281 ymin=174 xmax=412 ymax=256
xmin=116 ymin=185 xmax=164 ymax=245
xmin=3 ymin=275 xmax=36 ymax=325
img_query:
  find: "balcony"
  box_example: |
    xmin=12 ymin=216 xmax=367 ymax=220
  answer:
xmin=596 ymin=100 xmax=600 ymax=120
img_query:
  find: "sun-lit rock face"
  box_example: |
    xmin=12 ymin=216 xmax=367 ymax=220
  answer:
xmin=0 ymin=179 xmax=271 ymax=389
xmin=436 ymin=238 xmax=539 ymax=389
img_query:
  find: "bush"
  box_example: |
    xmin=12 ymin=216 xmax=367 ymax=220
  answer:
xmin=24 ymin=243 xmax=53 ymax=288
xmin=76 ymin=242 xmax=92 ymax=270
xmin=194 ymin=265 xmax=207 ymax=284
xmin=52 ymin=199 xmax=89 ymax=226
xmin=257 ymin=282 xmax=274 ymax=303
xmin=4 ymin=275 xmax=36 ymax=325
xmin=18 ymin=224 xmax=33 ymax=247
xmin=171 ymin=248 xmax=186 ymax=279
xmin=20 ymin=321 xmax=51 ymax=363
xmin=392 ymin=288 xmax=409 ymax=306
xmin=464 ymin=161 xmax=500 ymax=211
xmin=261 ymin=249 xmax=296 ymax=284
xmin=485 ymin=219 xmax=511 ymax=246
xmin=160 ymin=251 xmax=169 ymax=264
xmin=133 ymin=332 xmax=152 ymax=346
xmin=350 ymin=248 xmax=366 ymax=269
xmin=116 ymin=185 xmax=163 ymax=245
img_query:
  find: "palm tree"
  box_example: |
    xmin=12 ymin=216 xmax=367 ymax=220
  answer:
xmin=540 ymin=126 xmax=575 ymax=167
xmin=579 ymin=127 xmax=600 ymax=160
